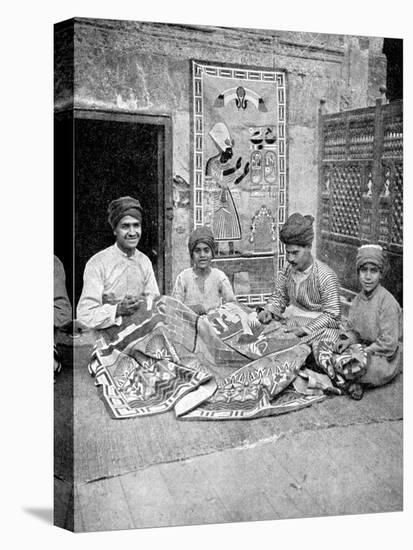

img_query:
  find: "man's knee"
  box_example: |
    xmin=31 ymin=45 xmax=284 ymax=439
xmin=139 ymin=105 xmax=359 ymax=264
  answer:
xmin=360 ymin=356 xmax=399 ymax=387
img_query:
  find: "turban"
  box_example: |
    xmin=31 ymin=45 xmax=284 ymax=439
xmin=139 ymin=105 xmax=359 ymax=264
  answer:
xmin=108 ymin=196 xmax=142 ymax=229
xmin=356 ymin=244 xmax=384 ymax=271
xmin=188 ymin=226 xmax=216 ymax=258
xmin=279 ymin=213 xmax=314 ymax=246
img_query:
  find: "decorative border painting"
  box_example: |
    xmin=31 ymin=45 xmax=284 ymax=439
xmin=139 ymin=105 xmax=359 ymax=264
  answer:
xmin=191 ymin=61 xmax=287 ymax=305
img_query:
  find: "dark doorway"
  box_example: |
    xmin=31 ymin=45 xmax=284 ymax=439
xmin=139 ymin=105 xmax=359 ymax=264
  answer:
xmin=383 ymin=38 xmax=403 ymax=102
xmin=54 ymin=111 xmax=75 ymax=311
xmin=54 ymin=110 xmax=173 ymax=310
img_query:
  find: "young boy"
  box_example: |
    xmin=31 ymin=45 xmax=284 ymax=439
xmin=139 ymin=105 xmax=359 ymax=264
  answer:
xmin=335 ymin=244 xmax=402 ymax=399
xmin=172 ymin=226 xmax=236 ymax=314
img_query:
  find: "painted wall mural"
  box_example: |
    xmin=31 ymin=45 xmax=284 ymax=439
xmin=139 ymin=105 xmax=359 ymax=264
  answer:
xmin=191 ymin=62 xmax=287 ymax=259
xmin=191 ymin=61 xmax=288 ymax=303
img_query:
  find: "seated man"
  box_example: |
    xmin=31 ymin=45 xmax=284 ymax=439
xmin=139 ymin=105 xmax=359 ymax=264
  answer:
xmin=54 ymin=255 xmax=72 ymax=330
xmin=54 ymin=255 xmax=73 ymax=377
xmin=77 ymin=196 xmax=160 ymax=329
xmin=258 ymin=212 xmax=341 ymax=341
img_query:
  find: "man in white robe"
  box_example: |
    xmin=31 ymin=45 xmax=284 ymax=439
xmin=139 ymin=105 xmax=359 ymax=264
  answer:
xmin=77 ymin=196 xmax=159 ymax=330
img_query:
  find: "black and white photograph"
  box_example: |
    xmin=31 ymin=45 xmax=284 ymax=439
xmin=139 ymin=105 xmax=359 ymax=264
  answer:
xmin=53 ymin=13 xmax=404 ymax=532
xmin=4 ymin=0 xmax=411 ymax=547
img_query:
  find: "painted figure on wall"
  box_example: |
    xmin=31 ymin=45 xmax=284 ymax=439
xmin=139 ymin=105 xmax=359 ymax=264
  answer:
xmin=205 ymin=122 xmax=250 ymax=256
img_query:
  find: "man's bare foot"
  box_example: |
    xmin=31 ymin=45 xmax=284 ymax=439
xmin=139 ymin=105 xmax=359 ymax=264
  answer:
xmin=348 ymin=382 xmax=364 ymax=400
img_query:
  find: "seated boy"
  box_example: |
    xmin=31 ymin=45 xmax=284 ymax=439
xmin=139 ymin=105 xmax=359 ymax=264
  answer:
xmin=323 ymin=244 xmax=402 ymax=400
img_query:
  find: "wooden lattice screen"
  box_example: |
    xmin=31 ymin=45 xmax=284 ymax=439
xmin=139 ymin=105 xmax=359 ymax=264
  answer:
xmin=317 ymin=100 xmax=403 ymax=304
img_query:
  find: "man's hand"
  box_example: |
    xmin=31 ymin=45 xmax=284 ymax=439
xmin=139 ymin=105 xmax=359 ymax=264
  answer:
xmin=116 ymin=295 xmax=142 ymax=317
xmin=336 ymin=337 xmax=351 ymax=354
xmin=59 ymin=319 xmax=87 ymax=335
xmin=190 ymin=304 xmax=207 ymax=316
xmin=257 ymin=309 xmax=273 ymax=324
xmin=58 ymin=319 xmax=74 ymax=333
xmin=285 ymin=326 xmax=307 ymax=338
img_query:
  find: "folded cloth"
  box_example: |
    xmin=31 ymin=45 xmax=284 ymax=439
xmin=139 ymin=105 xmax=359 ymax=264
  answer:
xmin=293 ymin=367 xmax=341 ymax=396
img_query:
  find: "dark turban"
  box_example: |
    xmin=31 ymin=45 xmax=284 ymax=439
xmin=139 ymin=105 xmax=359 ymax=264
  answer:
xmin=356 ymin=244 xmax=384 ymax=271
xmin=188 ymin=226 xmax=216 ymax=258
xmin=279 ymin=213 xmax=314 ymax=246
xmin=108 ymin=196 xmax=142 ymax=230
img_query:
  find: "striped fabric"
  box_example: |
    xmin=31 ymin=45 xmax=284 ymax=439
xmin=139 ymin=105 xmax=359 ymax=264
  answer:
xmin=265 ymin=259 xmax=341 ymax=334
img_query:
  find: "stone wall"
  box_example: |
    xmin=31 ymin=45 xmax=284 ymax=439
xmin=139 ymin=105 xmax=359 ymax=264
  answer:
xmin=55 ymin=18 xmax=386 ymax=286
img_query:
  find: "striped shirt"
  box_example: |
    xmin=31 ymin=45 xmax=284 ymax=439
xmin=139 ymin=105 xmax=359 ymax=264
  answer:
xmin=265 ymin=259 xmax=341 ymax=333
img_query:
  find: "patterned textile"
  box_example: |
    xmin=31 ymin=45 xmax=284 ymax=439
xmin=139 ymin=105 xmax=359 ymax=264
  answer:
xmin=89 ymin=297 xmax=332 ymax=420
xmin=313 ymin=341 xmax=369 ymax=390
xmin=211 ymin=187 xmax=242 ymax=240
xmin=293 ymin=368 xmax=341 ymax=396
xmin=89 ymin=297 xmax=215 ymax=418
xmin=208 ymin=156 xmax=242 ymax=241
xmin=180 ymin=345 xmax=325 ymax=420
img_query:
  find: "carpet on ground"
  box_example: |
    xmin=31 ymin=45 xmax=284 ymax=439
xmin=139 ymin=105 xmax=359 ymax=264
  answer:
xmin=88 ymin=297 xmax=335 ymax=420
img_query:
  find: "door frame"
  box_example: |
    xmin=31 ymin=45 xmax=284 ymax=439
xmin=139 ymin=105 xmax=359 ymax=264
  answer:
xmin=72 ymin=109 xmax=173 ymax=294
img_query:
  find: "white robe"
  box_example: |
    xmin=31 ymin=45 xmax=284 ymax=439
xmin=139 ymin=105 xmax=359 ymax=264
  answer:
xmin=77 ymin=244 xmax=159 ymax=329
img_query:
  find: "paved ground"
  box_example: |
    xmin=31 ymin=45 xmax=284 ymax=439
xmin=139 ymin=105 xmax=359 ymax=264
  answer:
xmin=54 ymin=335 xmax=403 ymax=532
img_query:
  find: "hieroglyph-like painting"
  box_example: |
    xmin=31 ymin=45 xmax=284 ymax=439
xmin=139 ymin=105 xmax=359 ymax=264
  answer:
xmin=191 ymin=61 xmax=287 ymax=270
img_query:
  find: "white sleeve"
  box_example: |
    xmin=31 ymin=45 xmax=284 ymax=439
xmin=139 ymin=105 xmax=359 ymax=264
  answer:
xmin=142 ymin=258 xmax=160 ymax=299
xmin=220 ymin=273 xmax=236 ymax=303
xmin=171 ymin=272 xmax=185 ymax=303
xmin=76 ymin=260 xmax=121 ymax=329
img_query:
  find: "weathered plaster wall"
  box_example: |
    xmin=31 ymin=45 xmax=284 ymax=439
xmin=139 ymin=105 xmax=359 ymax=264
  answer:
xmin=55 ymin=18 xmax=386 ymax=284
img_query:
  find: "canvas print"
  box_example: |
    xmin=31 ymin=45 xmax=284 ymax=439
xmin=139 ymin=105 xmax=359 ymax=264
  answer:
xmin=54 ymin=18 xmax=403 ymax=532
